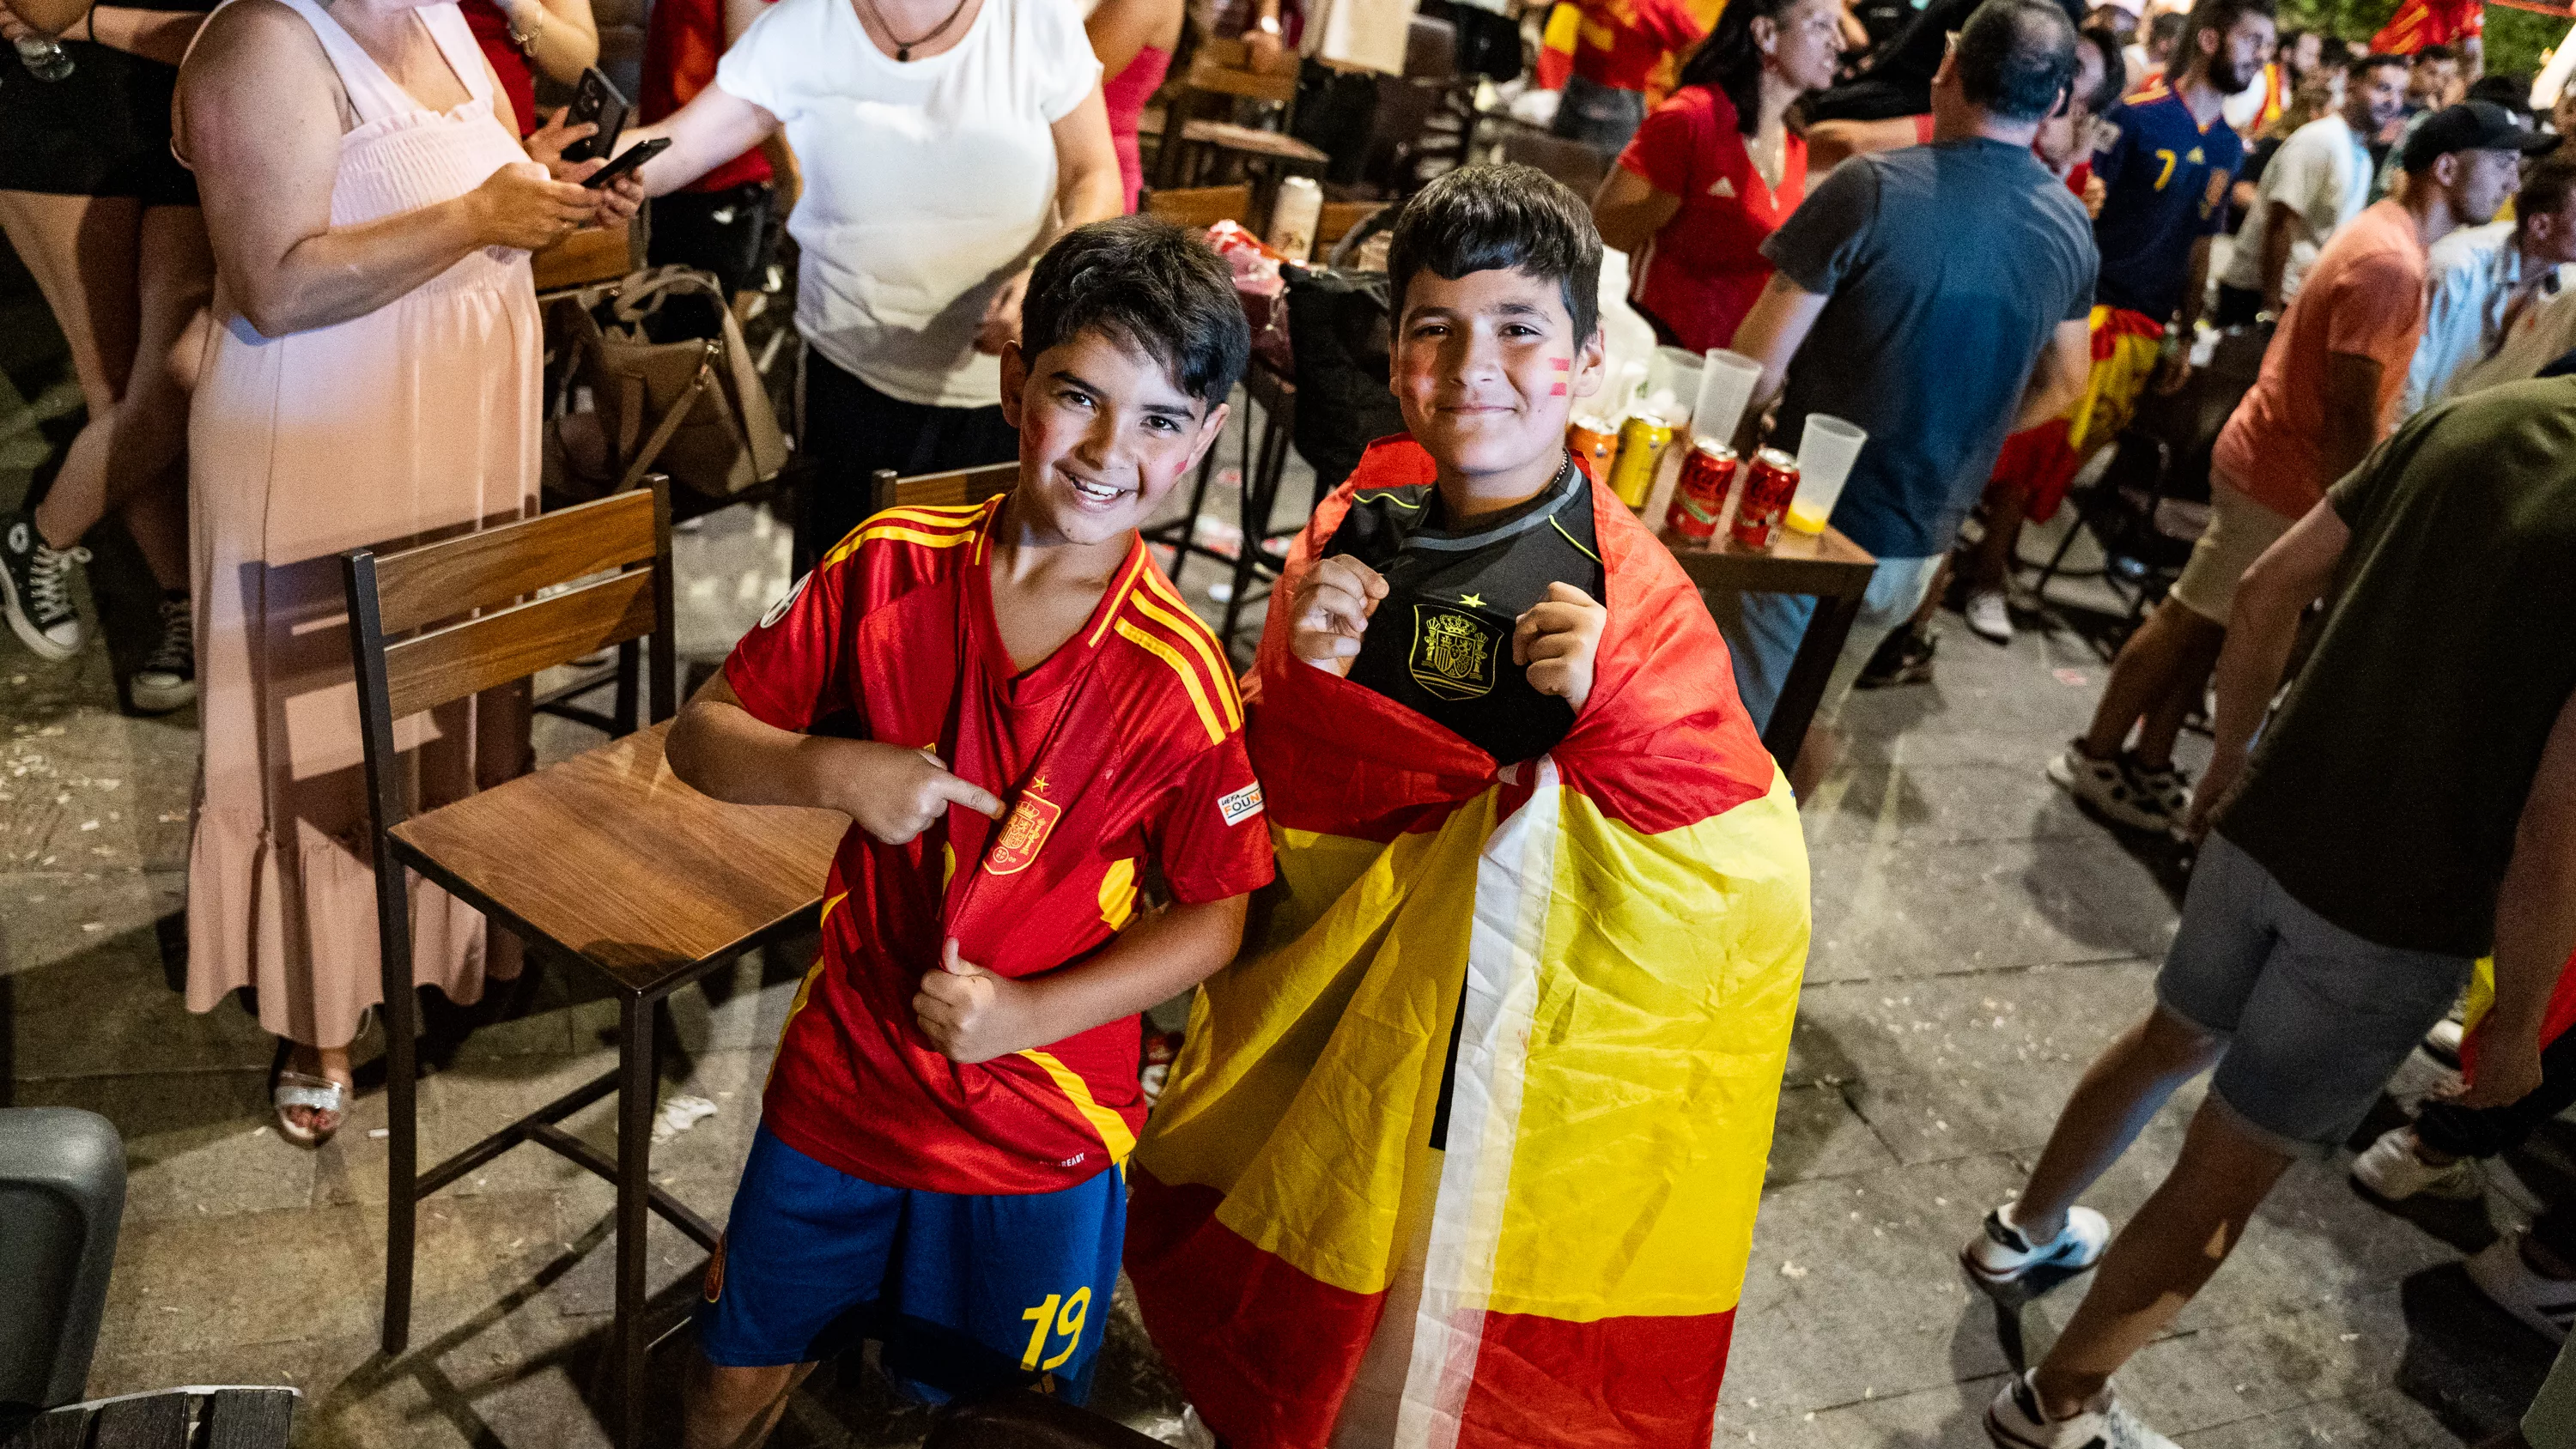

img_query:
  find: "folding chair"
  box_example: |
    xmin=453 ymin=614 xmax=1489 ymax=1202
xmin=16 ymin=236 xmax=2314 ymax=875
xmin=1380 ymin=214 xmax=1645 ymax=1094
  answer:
xmin=341 ymin=482 xmax=843 ymax=1449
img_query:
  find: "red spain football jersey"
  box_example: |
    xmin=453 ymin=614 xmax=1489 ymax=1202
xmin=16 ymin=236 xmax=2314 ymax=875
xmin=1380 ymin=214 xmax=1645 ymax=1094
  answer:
xmin=724 ymin=499 xmax=1275 ymax=1195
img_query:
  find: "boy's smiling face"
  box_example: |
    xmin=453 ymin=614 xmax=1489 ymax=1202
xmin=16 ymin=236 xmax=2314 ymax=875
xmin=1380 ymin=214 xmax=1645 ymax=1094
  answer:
xmin=1392 ymin=267 xmax=1605 ymax=503
xmin=1001 ymin=327 xmax=1230 ymax=548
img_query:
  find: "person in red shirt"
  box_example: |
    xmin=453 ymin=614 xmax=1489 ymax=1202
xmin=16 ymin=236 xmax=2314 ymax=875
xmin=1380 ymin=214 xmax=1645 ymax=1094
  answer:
xmin=1550 ymin=0 xmax=1708 ymax=152
xmin=1590 ymin=0 xmax=1845 ymax=353
xmin=640 ymin=0 xmax=787 ymax=295
xmin=663 ymin=217 xmax=1273 ymax=1448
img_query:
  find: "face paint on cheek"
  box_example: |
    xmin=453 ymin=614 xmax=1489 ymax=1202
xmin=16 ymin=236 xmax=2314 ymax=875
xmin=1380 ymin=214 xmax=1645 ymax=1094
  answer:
xmin=1548 ymin=356 xmax=1571 ymax=397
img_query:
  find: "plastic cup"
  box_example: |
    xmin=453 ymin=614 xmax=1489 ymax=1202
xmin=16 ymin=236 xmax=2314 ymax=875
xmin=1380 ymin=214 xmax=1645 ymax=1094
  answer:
xmin=1787 ymin=414 xmax=1867 ymax=533
xmin=1694 ymin=349 xmax=1763 ymax=447
xmin=1646 ymin=346 xmax=1703 ymax=428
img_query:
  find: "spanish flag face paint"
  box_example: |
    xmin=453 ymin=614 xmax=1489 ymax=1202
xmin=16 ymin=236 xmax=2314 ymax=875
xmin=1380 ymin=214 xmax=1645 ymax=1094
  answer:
xmin=1130 ymin=437 xmax=1811 ymax=1449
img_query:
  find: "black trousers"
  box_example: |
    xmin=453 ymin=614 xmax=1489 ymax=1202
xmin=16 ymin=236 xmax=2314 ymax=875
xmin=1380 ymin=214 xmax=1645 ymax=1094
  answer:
xmin=647 ymin=182 xmax=777 ymax=300
xmin=794 ymin=348 xmax=1018 ymax=571
xmin=2415 ymin=1023 xmax=2576 ymax=1161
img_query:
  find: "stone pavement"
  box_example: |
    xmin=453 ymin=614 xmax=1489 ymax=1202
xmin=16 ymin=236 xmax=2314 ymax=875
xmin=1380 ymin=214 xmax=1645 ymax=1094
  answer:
xmin=2 ymin=284 xmax=2559 ymax=1446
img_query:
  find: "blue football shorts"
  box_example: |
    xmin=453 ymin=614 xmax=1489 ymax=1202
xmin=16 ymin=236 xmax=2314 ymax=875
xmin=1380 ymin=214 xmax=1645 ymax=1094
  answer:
xmin=695 ymin=1124 xmax=1126 ymax=1404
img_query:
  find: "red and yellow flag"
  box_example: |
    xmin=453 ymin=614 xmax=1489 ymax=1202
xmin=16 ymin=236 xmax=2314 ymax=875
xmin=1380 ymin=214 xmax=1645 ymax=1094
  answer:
xmin=2370 ymin=0 xmax=2485 ymax=57
xmin=1128 ymin=439 xmax=1810 ymax=1449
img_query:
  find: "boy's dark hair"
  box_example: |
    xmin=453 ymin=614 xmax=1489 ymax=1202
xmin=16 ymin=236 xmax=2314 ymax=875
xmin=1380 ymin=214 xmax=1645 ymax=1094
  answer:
xmin=1956 ymin=0 xmax=2079 ymax=123
xmin=2359 ymin=51 xmax=2413 ymax=76
xmin=1021 ymin=215 xmax=1251 ymax=409
xmin=1385 ymin=163 xmax=1603 ymax=343
xmin=2419 ymin=42 xmax=2458 ymax=64
xmin=2146 ymin=9 xmax=2186 ymax=50
xmin=2520 ymin=142 xmax=2576 ymax=223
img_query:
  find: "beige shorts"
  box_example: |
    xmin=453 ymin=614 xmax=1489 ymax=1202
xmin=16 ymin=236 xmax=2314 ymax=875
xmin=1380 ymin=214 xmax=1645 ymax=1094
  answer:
xmin=2167 ymin=473 xmax=2297 ymax=625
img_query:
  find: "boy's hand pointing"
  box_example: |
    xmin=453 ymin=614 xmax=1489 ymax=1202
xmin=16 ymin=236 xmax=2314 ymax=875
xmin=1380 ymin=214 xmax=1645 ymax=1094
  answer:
xmin=1289 ymin=555 xmax=1388 ymax=676
xmin=827 ymin=741 xmax=1005 ymax=846
xmin=914 ymin=937 xmax=1038 ymax=1064
xmin=1515 ymin=582 xmax=1607 ymax=712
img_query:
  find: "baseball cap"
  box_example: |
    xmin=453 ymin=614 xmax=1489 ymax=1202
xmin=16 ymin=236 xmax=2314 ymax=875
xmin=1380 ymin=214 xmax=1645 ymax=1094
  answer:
xmin=2402 ymin=101 xmax=2560 ymax=172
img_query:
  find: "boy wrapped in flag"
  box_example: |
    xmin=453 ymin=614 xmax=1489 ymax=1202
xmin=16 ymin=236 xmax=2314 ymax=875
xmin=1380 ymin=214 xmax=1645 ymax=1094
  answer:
xmin=1128 ymin=165 xmax=1812 ymax=1449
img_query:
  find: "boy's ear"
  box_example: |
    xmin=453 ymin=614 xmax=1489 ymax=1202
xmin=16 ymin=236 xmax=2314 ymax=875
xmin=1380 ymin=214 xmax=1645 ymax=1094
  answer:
xmin=1571 ymin=324 xmax=1610 ymax=402
xmin=1184 ymin=400 xmax=1233 ymax=475
xmin=998 ymin=340 xmax=1028 ymax=430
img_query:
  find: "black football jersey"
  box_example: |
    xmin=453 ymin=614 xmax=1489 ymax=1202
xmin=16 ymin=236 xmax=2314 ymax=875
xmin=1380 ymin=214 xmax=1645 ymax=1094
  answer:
xmin=1324 ymin=458 xmax=1607 ymax=765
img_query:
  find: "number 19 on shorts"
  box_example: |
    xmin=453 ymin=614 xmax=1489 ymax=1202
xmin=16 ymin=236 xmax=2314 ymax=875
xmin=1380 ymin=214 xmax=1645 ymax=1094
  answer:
xmin=1019 ymin=1286 xmax=1091 ymax=1372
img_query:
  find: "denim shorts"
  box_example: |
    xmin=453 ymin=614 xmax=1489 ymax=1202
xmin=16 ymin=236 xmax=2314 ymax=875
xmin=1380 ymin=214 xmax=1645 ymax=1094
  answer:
xmin=2157 ymin=834 xmax=2473 ymax=1152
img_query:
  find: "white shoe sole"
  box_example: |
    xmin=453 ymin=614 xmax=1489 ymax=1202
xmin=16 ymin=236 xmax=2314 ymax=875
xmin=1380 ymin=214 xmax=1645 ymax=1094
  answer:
xmin=0 ymin=567 xmax=82 ymax=662
xmin=129 ymin=676 xmax=197 ymax=714
xmin=2046 ymin=754 xmax=2170 ymax=833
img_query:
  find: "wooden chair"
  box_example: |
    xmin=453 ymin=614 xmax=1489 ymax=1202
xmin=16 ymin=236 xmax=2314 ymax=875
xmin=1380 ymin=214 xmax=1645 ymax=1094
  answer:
xmin=341 ymin=482 xmax=843 ymax=1449
xmin=1315 ymin=200 xmax=1387 ymax=255
xmin=867 ymin=461 xmax=1019 ymax=515
xmin=1143 ymin=183 xmax=1255 ymax=231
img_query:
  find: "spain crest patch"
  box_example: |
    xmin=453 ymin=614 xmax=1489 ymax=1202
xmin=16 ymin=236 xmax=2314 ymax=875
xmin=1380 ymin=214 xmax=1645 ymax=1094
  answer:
xmin=1409 ymin=604 xmax=1499 ymax=701
xmin=984 ymin=788 xmax=1062 ymax=876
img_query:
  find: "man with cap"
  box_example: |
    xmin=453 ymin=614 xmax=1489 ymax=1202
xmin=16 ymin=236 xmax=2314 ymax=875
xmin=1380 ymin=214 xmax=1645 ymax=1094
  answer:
xmin=2049 ymin=100 xmax=2550 ymax=840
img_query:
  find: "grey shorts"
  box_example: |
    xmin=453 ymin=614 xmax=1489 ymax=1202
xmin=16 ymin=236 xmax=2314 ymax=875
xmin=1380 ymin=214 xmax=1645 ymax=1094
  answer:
xmin=2156 ymin=834 xmax=2474 ymax=1152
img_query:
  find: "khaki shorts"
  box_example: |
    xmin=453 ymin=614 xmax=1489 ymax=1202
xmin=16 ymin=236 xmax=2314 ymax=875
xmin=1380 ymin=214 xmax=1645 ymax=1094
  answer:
xmin=2167 ymin=473 xmax=2297 ymax=626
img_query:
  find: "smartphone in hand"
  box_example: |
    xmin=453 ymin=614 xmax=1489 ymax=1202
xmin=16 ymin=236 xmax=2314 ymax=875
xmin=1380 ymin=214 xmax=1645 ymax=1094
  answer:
xmin=584 ymin=136 xmax=671 ymax=188
xmin=562 ymin=66 xmax=629 ymax=165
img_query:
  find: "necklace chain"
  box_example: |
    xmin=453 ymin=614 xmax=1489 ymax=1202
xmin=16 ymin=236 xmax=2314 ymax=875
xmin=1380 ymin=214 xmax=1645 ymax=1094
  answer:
xmin=863 ymin=0 xmax=972 ymax=61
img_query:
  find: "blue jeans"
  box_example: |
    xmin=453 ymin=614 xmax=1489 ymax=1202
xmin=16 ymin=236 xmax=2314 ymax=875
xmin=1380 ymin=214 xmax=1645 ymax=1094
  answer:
xmin=1717 ymin=553 xmax=1945 ymax=733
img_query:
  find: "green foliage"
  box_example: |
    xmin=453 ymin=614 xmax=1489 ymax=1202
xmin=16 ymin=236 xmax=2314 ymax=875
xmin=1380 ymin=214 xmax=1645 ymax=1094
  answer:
xmin=2271 ymin=0 xmax=2566 ymax=84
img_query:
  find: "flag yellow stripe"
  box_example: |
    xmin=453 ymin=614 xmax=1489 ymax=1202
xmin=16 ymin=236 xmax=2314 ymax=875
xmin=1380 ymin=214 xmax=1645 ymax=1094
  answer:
xmin=1131 ymin=588 xmax=1242 ymax=732
xmin=1018 ymin=1049 xmax=1138 ymax=1164
xmin=1113 ymin=619 xmax=1225 ymax=743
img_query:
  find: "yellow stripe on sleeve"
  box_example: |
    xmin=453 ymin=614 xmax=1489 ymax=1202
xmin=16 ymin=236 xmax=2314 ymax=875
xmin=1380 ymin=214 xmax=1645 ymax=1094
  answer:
xmin=1018 ymin=1049 xmax=1139 ymax=1165
xmin=1131 ymin=585 xmax=1242 ymax=732
xmin=1113 ymin=619 xmax=1226 ymax=744
xmin=1085 ymin=549 xmax=1151 ymax=647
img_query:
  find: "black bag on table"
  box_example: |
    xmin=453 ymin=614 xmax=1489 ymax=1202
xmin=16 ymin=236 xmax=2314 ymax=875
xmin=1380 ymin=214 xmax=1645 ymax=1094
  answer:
xmin=1284 ymin=265 xmax=1407 ymax=497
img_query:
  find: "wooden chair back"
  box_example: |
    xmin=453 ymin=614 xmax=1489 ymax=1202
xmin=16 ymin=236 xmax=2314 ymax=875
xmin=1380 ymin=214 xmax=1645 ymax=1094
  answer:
xmin=1145 ymin=183 xmax=1255 ymax=230
xmin=1316 ymin=200 xmax=1386 ymax=251
xmin=342 ymin=482 xmax=677 ymax=833
xmin=1498 ymin=128 xmax=1610 ymax=198
xmin=868 ymin=462 xmax=1019 ymax=515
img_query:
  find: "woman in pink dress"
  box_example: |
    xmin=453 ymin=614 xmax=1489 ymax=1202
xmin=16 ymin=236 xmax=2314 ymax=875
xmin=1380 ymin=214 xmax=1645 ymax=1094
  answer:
xmin=1089 ymin=0 xmax=1180 ymax=212
xmin=175 ymin=0 xmax=637 ymax=1144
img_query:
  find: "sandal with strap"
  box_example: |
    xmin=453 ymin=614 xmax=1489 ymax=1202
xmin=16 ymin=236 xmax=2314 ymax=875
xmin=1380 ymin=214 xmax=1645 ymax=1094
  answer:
xmin=273 ymin=1069 xmax=349 ymax=1148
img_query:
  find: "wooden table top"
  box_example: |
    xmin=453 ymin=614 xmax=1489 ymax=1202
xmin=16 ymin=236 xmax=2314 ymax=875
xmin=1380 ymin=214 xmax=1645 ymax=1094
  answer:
xmin=1180 ymin=119 xmax=1332 ymax=164
xmin=391 ymin=721 xmax=844 ymax=996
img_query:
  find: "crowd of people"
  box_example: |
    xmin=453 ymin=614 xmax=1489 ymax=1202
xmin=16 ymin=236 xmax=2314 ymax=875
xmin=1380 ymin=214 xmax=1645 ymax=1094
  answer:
xmin=0 ymin=0 xmax=2572 ymax=1446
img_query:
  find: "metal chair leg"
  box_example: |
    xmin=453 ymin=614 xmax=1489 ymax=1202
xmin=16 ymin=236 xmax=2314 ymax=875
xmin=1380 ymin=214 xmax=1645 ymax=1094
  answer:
xmin=614 ymin=991 xmax=655 ymax=1449
xmin=377 ymin=866 xmax=420 ymax=1358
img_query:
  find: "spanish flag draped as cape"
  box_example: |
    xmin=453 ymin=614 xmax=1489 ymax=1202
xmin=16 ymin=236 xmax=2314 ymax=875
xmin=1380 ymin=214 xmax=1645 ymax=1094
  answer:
xmin=1127 ymin=439 xmax=1811 ymax=1449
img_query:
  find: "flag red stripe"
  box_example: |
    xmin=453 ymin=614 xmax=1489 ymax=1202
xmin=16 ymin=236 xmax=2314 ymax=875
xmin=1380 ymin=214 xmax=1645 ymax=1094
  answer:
xmin=1459 ymin=1307 xmax=1738 ymax=1449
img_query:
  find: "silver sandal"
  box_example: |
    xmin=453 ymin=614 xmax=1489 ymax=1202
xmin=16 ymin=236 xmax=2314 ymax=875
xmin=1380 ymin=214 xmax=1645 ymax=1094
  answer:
xmin=273 ymin=1070 xmax=349 ymax=1148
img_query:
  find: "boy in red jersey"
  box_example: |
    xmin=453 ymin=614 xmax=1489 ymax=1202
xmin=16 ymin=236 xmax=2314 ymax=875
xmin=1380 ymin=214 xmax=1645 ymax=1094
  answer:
xmin=663 ymin=215 xmax=1270 ymax=1449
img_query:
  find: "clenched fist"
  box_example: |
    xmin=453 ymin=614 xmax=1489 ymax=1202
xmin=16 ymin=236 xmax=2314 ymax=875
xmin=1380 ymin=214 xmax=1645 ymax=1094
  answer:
xmin=1289 ymin=555 xmax=1388 ymax=676
xmin=1513 ymin=581 xmax=1607 ymax=712
xmin=914 ymin=938 xmax=1040 ymax=1064
xmin=823 ymin=741 xmax=1005 ymax=846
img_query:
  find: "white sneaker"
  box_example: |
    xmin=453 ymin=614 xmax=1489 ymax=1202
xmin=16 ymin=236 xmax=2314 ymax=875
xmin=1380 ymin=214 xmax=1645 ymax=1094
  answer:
xmin=2469 ymin=1234 xmax=2576 ymax=1344
xmin=2423 ymin=1016 xmax=2465 ymax=1065
xmin=2350 ymin=1126 xmax=2483 ymax=1202
xmin=1962 ymin=1202 xmax=2111 ymax=1287
xmin=1965 ymin=589 xmax=2014 ymax=644
xmin=1986 ymin=1371 xmax=2176 ymax=1449
xmin=2047 ymin=743 xmax=2171 ymax=832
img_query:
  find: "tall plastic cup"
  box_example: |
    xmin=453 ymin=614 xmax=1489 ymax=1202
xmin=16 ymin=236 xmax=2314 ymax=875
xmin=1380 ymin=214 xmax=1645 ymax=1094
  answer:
xmin=1786 ymin=414 xmax=1867 ymax=533
xmin=1693 ymin=349 xmax=1763 ymax=447
xmin=1645 ymin=346 xmax=1703 ymax=429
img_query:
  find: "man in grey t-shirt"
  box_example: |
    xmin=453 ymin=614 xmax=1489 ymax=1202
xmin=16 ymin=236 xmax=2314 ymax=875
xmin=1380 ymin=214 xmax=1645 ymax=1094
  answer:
xmin=1720 ymin=0 xmax=2099 ymax=792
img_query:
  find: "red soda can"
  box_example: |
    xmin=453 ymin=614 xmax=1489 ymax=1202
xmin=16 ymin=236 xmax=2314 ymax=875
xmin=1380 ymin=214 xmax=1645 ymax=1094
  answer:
xmin=1730 ymin=447 xmax=1800 ymax=549
xmin=1665 ymin=438 xmax=1739 ymax=542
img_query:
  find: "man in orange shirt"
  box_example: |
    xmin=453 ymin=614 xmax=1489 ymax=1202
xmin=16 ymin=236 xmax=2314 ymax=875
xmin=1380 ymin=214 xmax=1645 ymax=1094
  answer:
xmin=2049 ymin=101 xmax=2549 ymax=837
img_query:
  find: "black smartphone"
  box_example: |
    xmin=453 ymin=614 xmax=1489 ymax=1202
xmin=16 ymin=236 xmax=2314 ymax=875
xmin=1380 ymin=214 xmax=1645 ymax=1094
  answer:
xmin=562 ymin=66 xmax=629 ymax=165
xmin=583 ymin=136 xmax=669 ymax=188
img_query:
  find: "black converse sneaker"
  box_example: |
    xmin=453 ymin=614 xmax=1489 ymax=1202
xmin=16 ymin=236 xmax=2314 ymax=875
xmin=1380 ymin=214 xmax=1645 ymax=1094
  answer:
xmin=1 ymin=511 xmax=90 ymax=661
xmin=130 ymin=594 xmax=196 ymax=713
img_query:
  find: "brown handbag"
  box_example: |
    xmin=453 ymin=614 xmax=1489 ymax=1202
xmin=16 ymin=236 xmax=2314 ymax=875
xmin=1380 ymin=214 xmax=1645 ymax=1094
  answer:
xmin=549 ymin=265 xmax=789 ymax=500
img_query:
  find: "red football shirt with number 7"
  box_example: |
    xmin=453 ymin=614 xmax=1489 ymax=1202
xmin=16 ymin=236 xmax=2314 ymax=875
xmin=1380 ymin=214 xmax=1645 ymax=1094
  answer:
xmin=722 ymin=498 xmax=1275 ymax=1195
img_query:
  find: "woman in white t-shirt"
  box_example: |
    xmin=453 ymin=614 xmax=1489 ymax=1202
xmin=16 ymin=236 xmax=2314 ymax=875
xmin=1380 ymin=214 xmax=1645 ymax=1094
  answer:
xmin=623 ymin=0 xmax=1121 ymax=563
